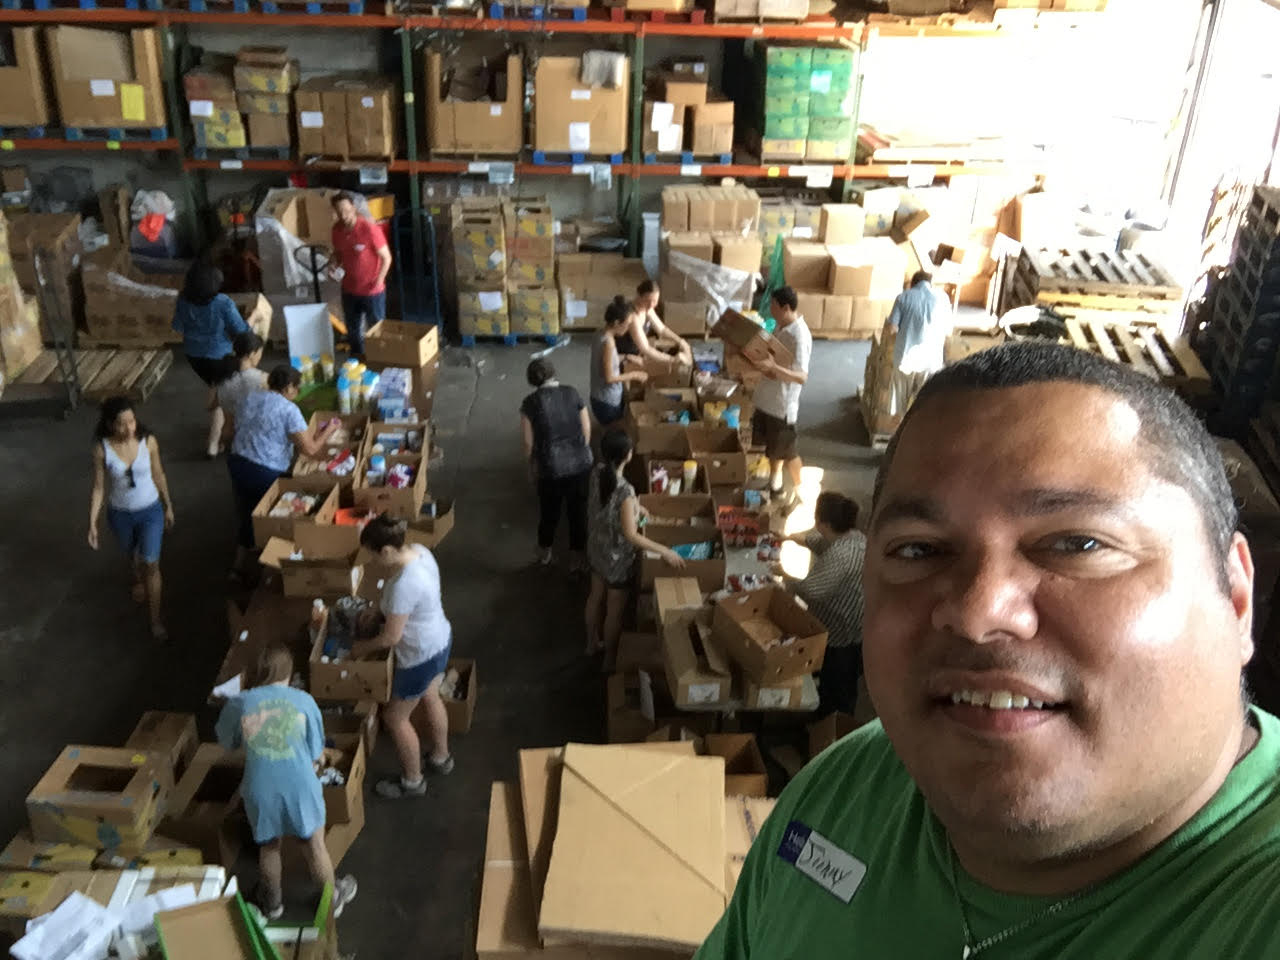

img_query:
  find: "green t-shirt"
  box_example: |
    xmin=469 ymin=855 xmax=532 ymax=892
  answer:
xmin=697 ymin=708 xmax=1280 ymax=959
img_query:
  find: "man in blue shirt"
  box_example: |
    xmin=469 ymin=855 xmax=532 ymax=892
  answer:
xmin=887 ymin=270 xmax=949 ymax=414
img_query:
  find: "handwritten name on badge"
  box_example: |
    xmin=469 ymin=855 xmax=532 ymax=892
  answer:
xmin=777 ymin=821 xmax=866 ymax=903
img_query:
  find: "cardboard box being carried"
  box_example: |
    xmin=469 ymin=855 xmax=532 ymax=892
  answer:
xmin=533 ymin=56 xmax=630 ymax=156
xmin=45 ymin=26 xmax=166 ymax=130
xmin=713 ymin=586 xmax=829 ymax=683
xmin=711 ymin=308 xmax=795 ymax=368
xmin=425 ymin=51 xmax=521 ymax=156
xmin=0 ymin=27 xmax=51 ymax=127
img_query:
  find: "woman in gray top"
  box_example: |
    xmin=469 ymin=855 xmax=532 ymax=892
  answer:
xmin=589 ymin=296 xmax=649 ymax=427
xmin=585 ymin=429 xmax=685 ymax=671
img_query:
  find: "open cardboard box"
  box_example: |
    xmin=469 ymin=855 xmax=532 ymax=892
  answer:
xmin=713 ymin=586 xmax=829 ymax=683
xmin=640 ymin=526 xmax=725 ymax=593
xmin=704 ymin=733 xmax=768 ymax=798
xmin=711 ymin=309 xmax=795 ymax=367
xmin=663 ymin=607 xmax=732 ymax=709
xmin=251 ymin=478 xmax=340 ymax=546
xmin=406 ymin=498 xmax=455 ymax=551
xmin=713 ymin=490 xmax=786 ymax=542
xmin=292 ymin=411 xmax=369 ymax=504
xmin=125 ymin=712 xmax=199 ymax=787
xmin=627 ymin=415 xmax=693 ymax=460
xmin=688 ymin=425 xmax=748 ymax=488
xmin=647 ymin=457 xmax=709 ymax=495
xmin=259 ymin=524 xmax=364 ymax=599
xmin=638 ymin=493 xmax=718 ymax=530
xmin=353 ymin=451 xmax=427 ymax=522
xmin=153 ymin=893 xmax=268 ymax=959
xmin=362 ymin=319 xmax=439 ymax=369
xmin=26 ymin=746 xmax=173 ymax=855
xmin=309 ymin=642 xmax=393 ymax=705
xmin=321 ymin=733 xmax=365 ymax=826
xmin=321 ymin=701 xmax=378 ymax=757
xmin=159 ymin=744 xmax=245 ymax=870
xmin=741 ymin=670 xmax=810 ymax=710
xmin=443 ymin=657 xmax=477 ymax=734
xmin=361 ymin=420 xmax=431 ymax=460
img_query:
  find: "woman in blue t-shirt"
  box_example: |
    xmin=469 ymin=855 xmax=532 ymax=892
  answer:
xmin=171 ymin=261 xmax=248 ymax=457
xmin=227 ymin=364 xmax=337 ymax=577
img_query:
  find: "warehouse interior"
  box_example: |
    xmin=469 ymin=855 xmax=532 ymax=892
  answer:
xmin=2 ymin=0 xmax=1280 ymax=956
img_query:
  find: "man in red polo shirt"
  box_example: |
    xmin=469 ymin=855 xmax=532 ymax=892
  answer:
xmin=329 ymin=191 xmax=392 ymax=359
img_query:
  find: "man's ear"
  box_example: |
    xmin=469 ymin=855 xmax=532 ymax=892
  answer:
xmin=1227 ymin=532 xmax=1255 ymax=666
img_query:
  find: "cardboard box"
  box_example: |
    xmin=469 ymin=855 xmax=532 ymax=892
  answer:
xmin=248 ymin=112 xmax=291 ymax=148
xmin=661 ymin=187 xmax=690 ymax=232
xmin=662 ymin=300 xmax=710 ymax=337
xmin=643 ymin=100 xmax=685 ymax=155
xmin=236 ymin=90 xmax=289 ymax=114
xmin=158 ymin=744 xmax=244 ymax=868
xmin=822 ymin=293 xmax=854 ymax=333
xmin=0 ymin=285 xmax=40 ymax=379
xmin=309 ymin=620 xmax=393 ymax=704
xmin=647 ymin=457 xmax=709 ymax=495
xmin=741 ymin=672 xmax=806 ymax=710
xmin=476 ymin=781 xmax=538 ymax=959
xmin=426 ymin=51 xmax=521 ymax=155
xmin=714 ymin=235 xmax=763 ymax=274
xmin=441 ymin=658 xmax=478 ymax=734
xmin=606 ymin=672 xmax=669 ymax=743
xmin=452 ymin=198 xmax=506 ymax=282
xmin=234 ymin=46 xmax=298 ymax=92
xmin=533 ymin=56 xmax=630 ymax=156
xmin=341 ymin=75 xmax=397 ymax=157
xmin=687 ymin=425 xmax=748 ymax=487
xmin=502 ymin=198 xmax=556 ymax=263
xmin=820 ymin=204 xmax=864 ymax=245
xmin=638 ymin=493 xmax=718 ymax=530
xmin=0 ymin=28 xmax=51 ymax=127
xmin=663 ymin=608 xmax=732 ymax=708
xmin=353 ymin=452 xmax=426 ymax=521
xmin=322 ymin=701 xmax=379 ymax=758
xmin=363 ymin=319 xmax=438 ymax=369
xmin=827 ymin=238 xmax=909 ymax=298
xmin=713 ymin=586 xmax=829 ymax=683
xmin=850 ymin=295 xmax=895 ymax=334
xmin=252 ymin=478 xmax=340 ymax=546
xmin=711 ymin=309 xmax=795 ymax=367
xmin=125 ymin=712 xmax=199 ymax=786
xmin=783 ymin=240 xmax=833 ymax=289
xmin=259 ymin=526 xmax=364 ymax=600
xmin=45 ymin=27 xmax=166 ymax=129
xmin=321 ymin=733 xmax=365 ymax=826
xmin=295 ymin=76 xmax=347 ymax=157
xmin=617 ymin=632 xmax=665 ymax=675
xmin=662 ymin=75 xmax=707 ymax=107
xmin=153 ymin=895 xmax=265 ymax=958
xmin=705 ymin=733 xmax=767 ymax=797
xmin=640 ymin=526 xmax=726 ymax=593
xmin=0 ymin=832 xmax=98 ymax=873
xmin=26 ymin=747 xmax=173 ymax=855
xmin=508 ymin=283 xmax=559 ymax=336
xmin=691 ymin=99 xmax=734 ymax=156
xmin=538 ymin=744 xmax=727 ymax=951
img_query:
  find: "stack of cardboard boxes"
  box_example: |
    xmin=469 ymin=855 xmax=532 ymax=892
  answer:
xmin=183 ymin=62 xmax=243 ymax=151
xmin=782 ymin=223 xmax=909 ymax=338
xmin=556 ymin=252 xmax=648 ymax=333
xmin=643 ymin=62 xmax=735 ymax=159
xmin=0 ymin=211 xmax=43 ymax=388
xmin=504 ymin=198 xmax=559 ymax=337
xmin=235 ymin=46 xmax=296 ymax=151
xmin=757 ymin=194 xmax=824 ymax=267
xmin=296 ymin=73 xmax=398 ymax=160
xmin=452 ymin=197 xmax=509 ymax=338
xmin=754 ymin=44 xmax=856 ymax=163
xmin=658 ymin=185 xmax=762 ymax=337
xmin=0 ymin=27 xmax=51 ymax=133
xmin=44 ymin=26 xmax=167 ymax=132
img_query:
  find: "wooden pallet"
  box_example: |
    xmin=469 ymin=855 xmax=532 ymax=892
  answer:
xmin=1062 ymin=318 xmax=1209 ymax=394
xmin=1021 ymin=247 xmax=1183 ymax=299
xmin=814 ymin=329 xmax=875 ymax=342
xmin=17 ymin=348 xmax=172 ymax=402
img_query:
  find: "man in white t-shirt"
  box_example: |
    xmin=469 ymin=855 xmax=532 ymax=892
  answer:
xmin=750 ymin=286 xmax=813 ymax=506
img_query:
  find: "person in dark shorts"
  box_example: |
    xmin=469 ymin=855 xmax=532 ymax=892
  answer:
xmin=172 ymin=261 xmax=248 ymax=457
xmin=585 ymin=429 xmax=685 ymax=670
xmin=520 ymin=357 xmax=594 ymax=571
xmin=750 ymin=286 xmax=813 ymax=506
xmin=590 ymin=296 xmax=649 ymax=428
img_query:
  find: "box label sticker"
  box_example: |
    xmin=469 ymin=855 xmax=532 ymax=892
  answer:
xmin=566 ymin=299 xmax=588 ymax=319
xmin=120 ymin=83 xmax=146 ymax=122
xmin=489 ymin=104 xmax=503 ymax=117
xmin=1 ymin=141 xmax=13 ymax=151
xmin=805 ymin=166 xmax=834 ymax=188
xmin=571 ymin=163 xmax=592 ymax=174
xmin=658 ymin=125 xmax=681 ymax=154
xmin=467 ymin=161 xmax=490 ymax=173
xmin=906 ymin=166 xmax=936 ymax=188
xmin=570 ymin=89 xmax=592 ymax=101
xmin=568 ymin=122 xmax=591 ymax=152
xmin=687 ymin=682 xmax=721 ymax=704
xmin=361 ymin=96 xmax=375 ymax=109
xmin=477 ymin=291 xmax=504 ymax=312
xmin=792 ymin=226 xmax=815 ymax=239
xmin=486 ymin=249 xmax=504 ymax=268
xmin=776 ymin=821 xmax=867 ymax=903
xmin=189 ymin=100 xmax=214 ymax=118
xmin=300 ymin=111 xmax=325 ymax=129
xmin=90 ymin=79 xmax=116 ymax=97
xmin=756 ymin=687 xmax=791 ymax=708
xmin=220 ymin=159 xmax=243 ymax=170
xmin=680 ymin=163 xmax=702 ymax=176
xmin=650 ymin=101 xmax=674 ymax=132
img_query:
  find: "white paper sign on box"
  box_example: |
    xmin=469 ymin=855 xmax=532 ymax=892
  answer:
xmin=477 ymin=291 xmax=504 ymax=312
xmin=650 ymin=101 xmax=674 ymax=132
xmin=189 ymin=100 xmax=214 ymax=118
xmin=284 ymin=303 xmax=337 ymax=361
xmin=570 ymin=89 xmax=592 ymax=101
xmin=90 ymin=79 xmax=115 ymax=97
xmin=300 ymin=111 xmax=325 ymax=128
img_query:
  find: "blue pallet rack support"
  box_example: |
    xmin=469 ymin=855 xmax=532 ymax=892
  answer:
xmin=262 ymin=0 xmax=363 ymax=11
xmin=187 ymin=0 xmax=250 ymax=9
xmin=65 ymin=127 xmax=168 ymax=142
xmin=0 ymin=126 xmax=47 ymax=139
xmin=642 ymin=151 xmax=732 ymax=166
xmin=530 ymin=151 xmax=624 ymax=166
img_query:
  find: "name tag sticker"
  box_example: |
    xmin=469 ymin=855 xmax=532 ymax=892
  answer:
xmin=777 ymin=821 xmax=866 ymax=903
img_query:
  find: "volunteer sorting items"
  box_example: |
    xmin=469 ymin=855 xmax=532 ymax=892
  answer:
xmin=352 ymin=515 xmax=455 ymax=800
xmin=87 ymin=396 xmax=176 ymax=642
xmin=590 ymin=296 xmax=650 ymax=428
xmin=619 ymin=279 xmax=693 ymax=368
xmin=226 ymin=364 xmax=338 ymax=578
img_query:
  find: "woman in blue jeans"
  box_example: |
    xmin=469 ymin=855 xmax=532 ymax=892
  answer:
xmin=351 ymin=515 xmax=454 ymax=800
xmin=227 ymin=364 xmax=338 ymax=577
xmin=88 ymin=396 xmax=176 ymax=641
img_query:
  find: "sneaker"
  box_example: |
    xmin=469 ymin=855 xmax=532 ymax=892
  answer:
xmin=332 ymin=875 xmax=358 ymax=918
xmin=257 ymin=893 xmax=284 ymax=921
xmin=424 ymin=754 xmax=455 ymax=776
xmin=374 ymin=776 xmax=426 ymax=799
xmin=535 ymin=547 xmax=554 ymax=566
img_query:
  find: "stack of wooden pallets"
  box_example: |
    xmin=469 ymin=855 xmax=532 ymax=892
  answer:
xmin=15 ymin=348 xmax=172 ymax=403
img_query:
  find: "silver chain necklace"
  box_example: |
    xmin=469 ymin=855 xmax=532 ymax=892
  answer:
xmin=947 ymin=844 xmax=1088 ymax=958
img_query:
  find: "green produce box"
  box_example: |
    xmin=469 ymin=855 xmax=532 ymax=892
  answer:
xmin=808 ymin=66 xmax=854 ymax=96
xmin=808 ymin=90 xmax=856 ymax=117
xmin=764 ymin=94 xmax=810 ymax=117
xmin=764 ymin=115 xmax=810 ymax=140
xmin=807 ymin=116 xmax=853 ymax=140
xmin=810 ymin=47 xmax=855 ymax=69
xmin=765 ymin=74 xmax=812 ymax=96
xmin=761 ymin=47 xmax=813 ymax=73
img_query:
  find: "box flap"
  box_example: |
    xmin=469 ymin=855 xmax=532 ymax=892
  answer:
xmin=258 ymin=537 xmax=295 ymax=571
xmin=654 ymin=578 xmax=703 ymax=627
xmin=294 ymin=523 xmax=360 ymax=561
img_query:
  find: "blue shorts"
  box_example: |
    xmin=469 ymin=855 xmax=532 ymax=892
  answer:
xmin=393 ymin=643 xmax=451 ymax=701
xmin=106 ymin=499 xmax=164 ymax=564
xmin=591 ymin=397 xmax=624 ymax=426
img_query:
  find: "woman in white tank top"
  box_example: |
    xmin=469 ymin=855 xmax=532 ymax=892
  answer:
xmin=88 ymin=396 xmax=175 ymax=641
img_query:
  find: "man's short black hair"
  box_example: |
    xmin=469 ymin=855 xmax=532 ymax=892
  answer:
xmin=911 ymin=270 xmax=932 ymax=287
xmin=331 ymin=191 xmax=355 ymax=210
xmin=772 ymin=286 xmax=798 ymax=311
xmin=875 ymin=341 xmax=1237 ymax=585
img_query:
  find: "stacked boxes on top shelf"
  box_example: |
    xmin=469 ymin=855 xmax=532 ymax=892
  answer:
xmin=532 ymin=54 xmax=631 ymax=159
xmin=45 ymin=26 xmax=167 ymax=134
xmin=0 ymin=28 xmax=51 ymax=132
xmin=296 ymin=73 xmax=398 ymax=161
xmin=754 ymin=44 xmax=856 ymax=164
xmin=185 ymin=58 xmax=244 ymax=152
xmin=644 ymin=59 xmax=735 ymax=161
xmin=235 ymin=47 xmax=295 ymax=151
xmin=424 ymin=51 xmax=522 ymax=156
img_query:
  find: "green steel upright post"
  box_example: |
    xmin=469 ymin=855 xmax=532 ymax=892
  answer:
xmin=401 ymin=27 xmax=426 ymax=322
xmin=160 ymin=23 xmax=204 ymax=249
xmin=843 ymin=32 xmax=866 ymax=203
xmin=623 ymin=31 xmax=645 ymax=257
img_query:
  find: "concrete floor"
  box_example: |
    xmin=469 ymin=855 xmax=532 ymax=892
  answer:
xmin=0 ymin=336 xmax=878 ymax=958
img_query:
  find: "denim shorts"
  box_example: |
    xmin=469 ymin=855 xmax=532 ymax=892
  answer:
xmin=392 ymin=643 xmax=451 ymax=701
xmin=591 ymin=397 xmax=624 ymax=426
xmin=106 ymin=499 xmax=165 ymax=564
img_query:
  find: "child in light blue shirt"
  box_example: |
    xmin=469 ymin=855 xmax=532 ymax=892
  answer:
xmin=216 ymin=644 xmax=358 ymax=919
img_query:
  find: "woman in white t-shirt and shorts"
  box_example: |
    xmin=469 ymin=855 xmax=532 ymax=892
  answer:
xmin=351 ymin=514 xmax=454 ymax=799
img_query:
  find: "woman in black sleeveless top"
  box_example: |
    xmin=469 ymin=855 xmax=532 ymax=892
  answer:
xmin=615 ymin=279 xmax=693 ymax=368
xmin=520 ymin=357 xmax=594 ymax=572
